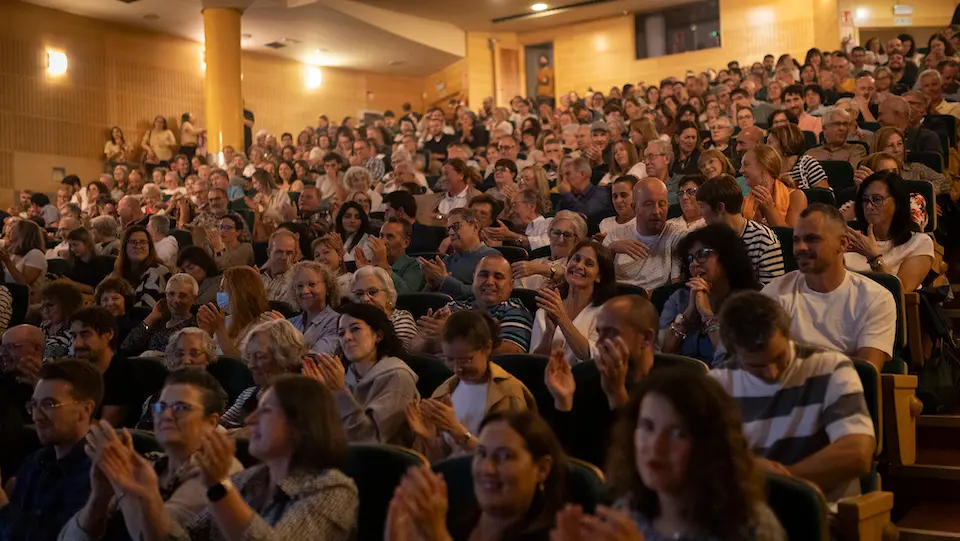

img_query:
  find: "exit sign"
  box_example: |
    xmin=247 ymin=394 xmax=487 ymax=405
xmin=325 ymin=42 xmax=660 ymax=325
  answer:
xmin=894 ymin=16 xmax=913 ymax=25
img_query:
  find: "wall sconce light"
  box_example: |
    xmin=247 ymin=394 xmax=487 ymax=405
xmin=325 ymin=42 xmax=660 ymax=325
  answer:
xmin=306 ymin=66 xmax=323 ymax=89
xmin=46 ymin=50 xmax=68 ymax=76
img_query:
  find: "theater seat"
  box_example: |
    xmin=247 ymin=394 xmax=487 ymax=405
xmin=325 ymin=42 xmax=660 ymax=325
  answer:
xmin=494 ymin=245 xmax=529 ymax=263
xmin=253 ymin=242 xmax=268 ymax=267
xmin=7 ymin=283 xmax=30 ymax=327
xmin=47 ymin=258 xmax=70 ymax=276
xmin=268 ymin=300 xmax=298 ymax=318
xmin=342 ymin=444 xmax=426 ymax=541
xmin=396 ymin=292 xmax=452 ymax=320
xmin=802 ymin=188 xmax=836 ymax=207
xmin=650 ymin=282 xmax=685 ymax=314
xmin=765 ymin=473 xmax=829 ymax=541
xmin=857 ymin=271 xmax=907 ymax=374
xmin=901 ymin=180 xmax=936 ymax=231
xmin=615 ymin=283 xmax=647 ymax=298
xmin=652 ymin=353 xmax=709 ymax=372
xmin=233 ymin=437 xmax=259 ymax=468
xmin=491 ymin=354 xmax=554 ymax=414
xmin=169 ymin=230 xmax=193 ymax=251
xmin=208 ymin=356 xmax=255 ymax=404
xmin=510 ymin=288 xmax=539 ymax=316
xmin=907 ymin=151 xmax=943 ymax=173
xmin=817 ymin=160 xmax=855 ymax=193
xmin=402 ymin=354 xmax=453 ymax=397
xmin=667 ymin=203 xmax=682 ymax=219
xmin=770 ymin=227 xmax=798 ymax=272
xmin=129 ymin=430 xmax=163 ymax=455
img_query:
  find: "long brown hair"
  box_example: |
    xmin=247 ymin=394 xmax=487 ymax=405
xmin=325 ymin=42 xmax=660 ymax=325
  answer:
xmin=607 ymin=369 xmax=764 ymax=539
xmin=113 ymin=225 xmax=160 ymax=282
xmin=222 ymin=266 xmax=270 ymax=338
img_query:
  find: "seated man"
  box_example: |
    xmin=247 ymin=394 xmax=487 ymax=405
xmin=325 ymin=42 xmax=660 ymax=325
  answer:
xmin=761 ymin=204 xmax=896 ymax=371
xmin=70 ymin=306 xmax=160 ymax=427
xmin=603 ymin=178 xmax=685 ymax=291
xmin=0 ymin=325 xmax=46 ymax=427
xmin=0 ymin=360 xmax=102 ymax=541
xmin=382 ymin=190 xmax=446 ymax=254
xmin=356 ymin=218 xmax=425 ymax=295
xmin=484 ymin=188 xmax=553 ymax=251
xmin=147 ymin=215 xmax=179 ymax=270
xmin=412 ymin=255 xmax=532 ymax=355
xmin=804 ymin=108 xmax=867 ymax=168
xmin=697 ymin=175 xmax=785 ymax=284
xmin=419 ymin=207 xmax=499 ymax=299
xmin=120 ymin=273 xmax=200 ymax=357
xmin=259 ymin=228 xmax=300 ymax=308
xmin=556 ymin=156 xmax=614 ymax=233
xmin=712 ymin=291 xmax=875 ymax=503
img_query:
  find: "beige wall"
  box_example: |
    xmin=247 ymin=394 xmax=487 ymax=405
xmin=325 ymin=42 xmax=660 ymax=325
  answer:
xmin=423 ymin=59 xmax=468 ymax=109
xmin=0 ymin=1 xmax=427 ymax=207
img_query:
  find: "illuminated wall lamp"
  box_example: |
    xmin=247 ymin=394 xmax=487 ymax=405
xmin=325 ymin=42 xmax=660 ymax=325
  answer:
xmin=47 ymin=50 xmax=68 ymax=76
xmin=305 ymin=66 xmax=323 ymax=89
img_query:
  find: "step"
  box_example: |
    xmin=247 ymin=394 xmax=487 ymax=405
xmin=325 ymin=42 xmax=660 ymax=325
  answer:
xmin=898 ymin=500 xmax=960 ymax=535
xmin=889 ymin=464 xmax=960 ymax=481
xmin=919 ymin=415 xmax=960 ymax=429
xmin=900 ymin=528 xmax=960 ymax=540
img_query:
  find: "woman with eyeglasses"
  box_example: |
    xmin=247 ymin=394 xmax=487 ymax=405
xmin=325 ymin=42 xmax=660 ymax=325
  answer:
xmin=39 ymin=281 xmax=84 ymax=361
xmin=111 ymin=225 xmax=171 ymax=308
xmin=870 ymin=127 xmax=950 ymax=197
xmin=660 ymin=224 xmax=761 ymax=367
xmin=513 ymin=210 xmax=586 ymax=290
xmin=348 ymin=266 xmax=417 ymax=352
xmin=666 ymin=175 xmax=706 ymax=232
xmin=65 ymin=369 xmax=243 ymax=541
xmin=209 ymin=213 xmax=254 ymax=270
xmin=488 ymin=159 xmax=521 ymax=202
xmin=844 ymin=172 xmax=934 ymax=292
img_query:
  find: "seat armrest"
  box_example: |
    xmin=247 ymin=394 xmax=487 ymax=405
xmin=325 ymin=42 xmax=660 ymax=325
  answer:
xmin=836 ymin=491 xmax=895 ymax=541
xmin=881 ymin=374 xmax=921 ymax=466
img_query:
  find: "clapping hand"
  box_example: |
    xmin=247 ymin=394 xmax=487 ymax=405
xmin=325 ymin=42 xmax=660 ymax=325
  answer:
xmin=609 ymin=240 xmax=649 ymax=261
xmin=417 ymin=307 xmax=451 ymax=342
xmin=392 ymin=465 xmax=450 ymax=541
xmin=845 ymin=224 xmax=879 ymax=259
xmin=404 ymin=401 xmax=437 ymax=440
xmin=854 ymin=165 xmax=874 ymax=187
xmin=484 ymin=220 xmax=518 ymax=242
xmin=197 ymin=303 xmax=227 ymax=335
xmin=196 ymin=430 xmax=237 ymax=487
xmin=306 ymin=354 xmax=345 ymax=391
xmin=544 ymin=349 xmax=575 ymax=411
xmin=536 ymin=288 xmax=568 ymax=326
xmin=419 ymin=398 xmax=464 ymax=438
xmin=418 ymin=256 xmax=448 ymax=285
xmin=366 ymin=236 xmax=389 ymax=269
xmin=596 ymin=336 xmax=630 ymax=409
xmin=575 ymin=506 xmax=646 ymax=541
xmin=752 ymin=183 xmax=773 ymax=208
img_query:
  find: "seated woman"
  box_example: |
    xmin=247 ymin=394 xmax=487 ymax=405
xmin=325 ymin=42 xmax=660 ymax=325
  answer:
xmin=740 ymin=145 xmax=807 ymax=227
xmin=845 ymin=171 xmax=934 ymax=292
xmin=766 ymin=124 xmax=829 ymax=190
xmin=660 ymin=224 xmax=762 ymax=367
xmin=64 ymin=369 xmax=243 ymax=541
xmin=62 ymin=228 xmax=115 ymax=294
xmin=349 ymin=190 xmax=373 ymax=216
xmin=519 ymin=165 xmax=553 ymax=213
xmin=198 ymin=266 xmax=270 ymax=358
xmin=387 ymin=410 xmax=569 ymax=541
xmin=599 ymin=141 xmax=646 ymax=186
xmin=178 ymin=246 xmax=222 ymax=306
xmin=598 ymin=175 xmax=638 ymax=237
xmin=122 ymin=273 xmax=200 ymax=357
xmin=349 ymin=266 xmax=417 ymax=351
xmin=305 ymin=302 xmax=417 ymax=444
xmin=312 ymin=235 xmax=353 ymax=298
xmin=488 ymin=159 xmax=521 ymax=202
xmin=871 ymin=126 xmax=951 ymax=199
xmin=210 ymin=213 xmax=255 ymax=270
xmin=220 ymin=319 xmax=305 ymax=430
xmin=335 ymin=201 xmax=370 ymax=263
xmin=112 ymin=225 xmax=171 ymax=308
xmin=95 ymin=277 xmax=145 ymax=345
xmin=407 ymin=311 xmax=537 ymax=462
xmin=666 ymin=175 xmax=706 ymax=231
xmin=555 ymin=369 xmax=785 ymax=541
xmin=513 ymin=210 xmax=586 ymax=290
xmin=136 ymin=327 xmax=221 ymax=430
xmin=287 ymin=260 xmax=340 ymax=355
xmin=39 ymin=280 xmax=84 ymax=361
xmin=531 ymin=240 xmax=616 ymax=364
xmin=342 ymin=166 xmax=382 ymax=213
xmin=115 ymin=375 xmax=358 ymax=541
xmin=0 ymin=218 xmax=47 ymax=301
xmin=91 ymin=215 xmax=122 ymax=256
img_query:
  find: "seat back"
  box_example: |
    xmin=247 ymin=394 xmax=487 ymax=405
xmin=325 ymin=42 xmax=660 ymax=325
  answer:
xmin=650 ymin=282 xmax=685 ymax=314
xmin=407 ymin=252 xmax=443 ymax=262
xmin=402 ymin=354 xmax=454 ymax=397
xmin=342 ymin=444 xmax=427 ymax=541
xmin=396 ymin=292 xmax=453 ymax=320
xmin=923 ymin=114 xmax=957 ymax=154
xmin=234 ymin=209 xmax=255 ymax=233
xmin=770 ymin=227 xmax=798 ymax=272
xmin=208 ymin=357 xmax=255 ymax=404
xmin=802 ymin=188 xmax=836 ymax=207
xmin=529 ymin=245 xmax=552 ymax=259
xmin=652 ymin=353 xmax=710 ymax=372
xmin=47 ymin=258 xmax=70 ymax=276
xmin=228 ymin=199 xmax=250 ymax=211
xmin=907 ymin=151 xmax=943 ymax=173
xmin=861 ymin=121 xmax=881 ymax=132
xmin=765 ymin=473 xmax=830 ymax=541
xmin=852 ymin=358 xmax=882 ymax=493
xmin=615 ymin=283 xmax=647 ymax=298
xmin=491 ymin=354 xmax=554 ymax=414
xmin=510 ymin=288 xmax=539 ymax=316
xmin=494 ymin=245 xmax=529 ymax=263
xmin=667 ymin=203 xmax=682 ymax=219
xmin=135 ymin=357 xmax=171 ymax=403
xmin=6 ymin=283 xmax=29 ymax=327
xmin=169 ymin=230 xmax=193 ymax=251
xmin=129 ymin=430 xmax=163 ymax=455
xmin=901 ymin=179 xmax=936 ymax=232
xmin=802 ymin=131 xmax=818 ymax=150
xmin=233 ymin=437 xmax=259 ymax=468
xmin=849 ymin=140 xmax=870 ymax=156
xmin=817 ymin=160 xmax=855 ymax=193
xmin=253 ymin=241 xmax=268 ymax=267
xmin=268 ymin=300 xmax=298 ymax=318
xmin=857 ymin=271 xmax=907 ymax=372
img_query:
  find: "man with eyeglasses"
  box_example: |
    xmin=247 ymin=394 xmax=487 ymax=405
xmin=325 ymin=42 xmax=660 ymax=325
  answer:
xmin=761 ymin=204 xmax=895 ymax=372
xmin=920 ymin=69 xmax=960 ymax=119
xmin=418 ymin=207 xmax=499 ymax=299
xmin=804 ymin=108 xmax=866 ymax=168
xmin=120 ymin=273 xmax=199 ymax=357
xmin=642 ymin=140 xmax=684 ymax=205
xmin=879 ymin=95 xmax=941 ymax=156
xmin=0 ymin=360 xmax=101 ymax=541
xmin=0 ymin=325 xmax=46 ymax=425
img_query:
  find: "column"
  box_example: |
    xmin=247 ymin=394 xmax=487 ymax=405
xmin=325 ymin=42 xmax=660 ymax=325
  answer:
xmin=203 ymin=7 xmax=243 ymax=158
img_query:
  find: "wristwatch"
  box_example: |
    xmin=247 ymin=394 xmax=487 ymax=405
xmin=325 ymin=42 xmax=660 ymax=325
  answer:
xmin=206 ymin=479 xmax=235 ymax=502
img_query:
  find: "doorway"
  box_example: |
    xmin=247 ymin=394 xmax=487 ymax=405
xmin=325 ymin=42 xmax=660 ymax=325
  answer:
xmin=524 ymin=43 xmax=554 ymax=101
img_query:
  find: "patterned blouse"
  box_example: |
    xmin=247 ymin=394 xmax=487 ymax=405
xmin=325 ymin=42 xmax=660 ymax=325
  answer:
xmin=131 ymin=264 xmax=171 ymax=308
xmin=41 ymin=321 xmax=72 ymax=361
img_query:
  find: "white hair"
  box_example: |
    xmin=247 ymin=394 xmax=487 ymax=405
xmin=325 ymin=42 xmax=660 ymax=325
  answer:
xmin=351 ymin=266 xmax=397 ymax=307
xmin=342 ymin=166 xmax=374 ymax=191
xmin=166 ymin=272 xmax=199 ymax=295
xmin=551 ymin=210 xmax=588 ymax=240
xmin=646 ymin=139 xmax=674 ymax=162
xmin=241 ymin=319 xmax=306 ymax=372
xmin=919 ymin=69 xmax=942 ymax=84
xmin=164 ymin=327 xmax=217 ymax=370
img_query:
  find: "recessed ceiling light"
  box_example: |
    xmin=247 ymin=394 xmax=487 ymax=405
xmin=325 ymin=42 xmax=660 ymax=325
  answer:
xmin=283 ymin=38 xmax=302 ymax=44
xmin=142 ymin=13 xmax=159 ymax=21
xmin=531 ymin=3 xmax=548 ymax=11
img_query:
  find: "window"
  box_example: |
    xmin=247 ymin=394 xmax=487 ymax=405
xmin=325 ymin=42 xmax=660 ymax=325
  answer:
xmin=635 ymin=0 xmax=721 ymax=59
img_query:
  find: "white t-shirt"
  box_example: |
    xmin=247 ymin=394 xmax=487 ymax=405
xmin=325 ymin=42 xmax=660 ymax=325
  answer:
xmin=529 ymin=304 xmax=601 ymax=364
xmin=761 ymin=270 xmax=897 ymax=356
xmin=599 ymin=216 xmax=635 ymax=237
xmin=598 ymin=162 xmax=648 ymax=186
xmin=844 ymin=233 xmax=934 ymax=289
xmin=8 ymin=249 xmax=47 ymax=296
xmin=666 ymin=216 xmax=706 ymax=232
xmin=451 ymin=380 xmax=490 ymax=436
xmin=154 ymin=235 xmax=180 ymax=270
xmin=603 ymin=220 xmax=686 ymax=291
xmin=438 ymin=187 xmax=470 ymax=216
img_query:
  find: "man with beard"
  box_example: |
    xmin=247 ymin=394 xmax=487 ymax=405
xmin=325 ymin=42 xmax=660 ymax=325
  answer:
xmin=603 ymin=178 xmax=685 ymax=291
xmin=412 ymin=254 xmax=532 ymax=355
xmin=761 ymin=204 xmax=895 ymax=372
xmin=887 ymin=51 xmax=919 ymax=94
xmin=69 ymin=306 xmax=159 ymax=427
xmin=0 ymin=360 xmax=101 ymax=541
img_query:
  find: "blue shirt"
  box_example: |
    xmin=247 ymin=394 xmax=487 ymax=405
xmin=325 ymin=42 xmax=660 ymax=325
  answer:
xmin=659 ymin=288 xmax=727 ymax=368
xmin=0 ymin=441 xmax=91 ymax=541
xmin=557 ymin=183 xmax=614 ymax=234
xmin=438 ymin=245 xmax=500 ymax=299
xmin=447 ymin=297 xmax=533 ymax=351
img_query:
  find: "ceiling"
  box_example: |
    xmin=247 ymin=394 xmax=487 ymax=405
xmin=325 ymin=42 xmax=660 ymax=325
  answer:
xmin=353 ymin=0 xmax=678 ymax=32
xmin=20 ymin=0 xmax=462 ymax=76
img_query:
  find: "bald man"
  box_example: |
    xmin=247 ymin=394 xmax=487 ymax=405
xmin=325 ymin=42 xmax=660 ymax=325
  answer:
xmin=0 ymin=325 xmax=45 ymax=423
xmin=602 ymin=178 xmax=685 ymax=291
xmin=879 ymin=96 xmax=941 ymax=155
xmin=117 ymin=195 xmax=148 ymax=229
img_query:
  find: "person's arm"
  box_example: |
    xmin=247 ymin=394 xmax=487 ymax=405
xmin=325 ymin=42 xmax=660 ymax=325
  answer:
xmin=803 ymin=157 xmax=830 ymax=190
xmin=1 ymin=257 xmax=42 ymax=286
xmin=494 ymin=340 xmax=526 ymax=354
xmin=897 ymin=254 xmax=934 ymax=292
xmin=783 ymin=188 xmax=808 ymax=228
xmin=785 ymin=434 xmax=874 ymax=494
xmin=437 ymin=275 xmax=471 ymax=299
xmin=854 ymin=347 xmax=889 ymax=373
xmin=391 ymin=264 xmax=425 ymax=295
xmin=334 ymin=374 xmax=417 ymax=443
xmin=141 ymin=131 xmax=153 ymax=153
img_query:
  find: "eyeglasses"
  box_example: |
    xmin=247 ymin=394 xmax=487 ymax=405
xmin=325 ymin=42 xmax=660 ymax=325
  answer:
xmin=26 ymin=399 xmax=79 ymax=416
xmin=643 ymin=153 xmax=666 ymax=161
xmin=685 ymin=247 xmax=716 ymax=265
xmin=447 ymin=222 xmax=466 ymax=233
xmin=677 ymin=187 xmax=698 ymax=199
xmin=352 ymin=287 xmax=383 ymax=299
xmin=151 ymin=401 xmax=200 ymax=416
xmin=549 ymin=229 xmax=577 ymax=240
xmin=861 ymin=195 xmax=890 ymax=208
xmin=128 ymin=240 xmax=151 ymax=248
xmin=218 ymin=224 xmax=236 ymax=231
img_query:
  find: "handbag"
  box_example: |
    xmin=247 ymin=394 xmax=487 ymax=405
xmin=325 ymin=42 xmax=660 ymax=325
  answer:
xmin=915 ymin=283 xmax=960 ymax=413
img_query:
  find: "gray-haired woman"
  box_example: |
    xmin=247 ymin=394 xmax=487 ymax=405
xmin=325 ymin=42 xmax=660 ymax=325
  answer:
xmin=349 ymin=266 xmax=417 ymax=351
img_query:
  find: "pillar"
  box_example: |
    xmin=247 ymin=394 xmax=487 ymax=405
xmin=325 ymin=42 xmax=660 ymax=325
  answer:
xmin=203 ymin=7 xmax=244 ymax=157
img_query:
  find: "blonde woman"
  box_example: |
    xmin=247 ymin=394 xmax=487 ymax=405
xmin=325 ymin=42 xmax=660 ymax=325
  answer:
xmin=342 ymin=166 xmax=383 ymax=212
xmin=740 ymin=145 xmax=808 ymax=227
xmin=519 ymin=165 xmax=553 ymax=213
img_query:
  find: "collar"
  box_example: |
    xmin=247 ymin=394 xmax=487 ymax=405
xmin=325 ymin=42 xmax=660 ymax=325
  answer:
xmin=299 ymin=306 xmax=335 ymax=326
xmin=572 ymin=182 xmax=596 ymax=198
xmin=260 ymin=265 xmax=291 ymax=279
xmin=40 ymin=439 xmax=88 ymax=472
xmin=444 ymin=186 xmax=469 ymax=200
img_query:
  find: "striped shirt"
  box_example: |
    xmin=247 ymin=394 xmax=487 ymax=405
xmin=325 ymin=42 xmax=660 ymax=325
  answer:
xmin=711 ymin=342 xmax=874 ymax=502
xmin=789 ymin=155 xmax=829 ymax=190
xmin=390 ymin=309 xmax=418 ymax=352
xmin=447 ymin=297 xmax=533 ymax=351
xmin=741 ymin=220 xmax=785 ymax=284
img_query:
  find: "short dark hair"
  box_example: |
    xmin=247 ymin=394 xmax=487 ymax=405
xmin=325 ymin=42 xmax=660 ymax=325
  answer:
xmin=40 ymin=359 xmax=104 ymax=410
xmin=854 ymin=172 xmax=915 ymax=247
xmin=696 ymin=175 xmax=744 ymax=214
xmin=164 ymin=368 xmax=228 ymax=416
xmin=383 ymin=217 xmax=412 ymax=239
xmin=799 ymin=202 xmax=846 ymax=228
xmin=178 ymin=245 xmax=220 ymax=280
xmin=493 ymin=159 xmax=518 ymax=178
xmin=719 ymin=291 xmax=791 ymax=353
xmin=322 ymin=152 xmax=344 ymax=168
xmin=677 ymin=224 xmax=761 ymax=291
xmin=337 ymin=302 xmax=405 ymax=360
xmin=41 ymin=281 xmax=85 ymax=317
xmin=468 ymin=194 xmax=502 ymax=220
xmin=67 ymin=306 xmax=116 ymax=337
xmin=61 ymin=175 xmax=81 ymax=188
xmin=563 ymin=240 xmax=617 ymax=306
xmin=767 ymin=109 xmax=797 ymax=126
xmin=94 ymin=277 xmax=135 ymax=306
xmin=730 ymin=88 xmax=748 ymax=99
xmin=384 ymin=110 xmax=395 ymax=118
xmin=783 ymin=84 xmax=804 ymax=99
xmin=383 ymin=190 xmax=417 ymax=217
xmin=443 ymin=310 xmax=501 ymax=351
xmin=269 ymin=375 xmax=348 ymax=472
xmin=803 ymin=84 xmax=825 ymax=103
xmin=30 ymin=193 xmax=50 ymax=207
